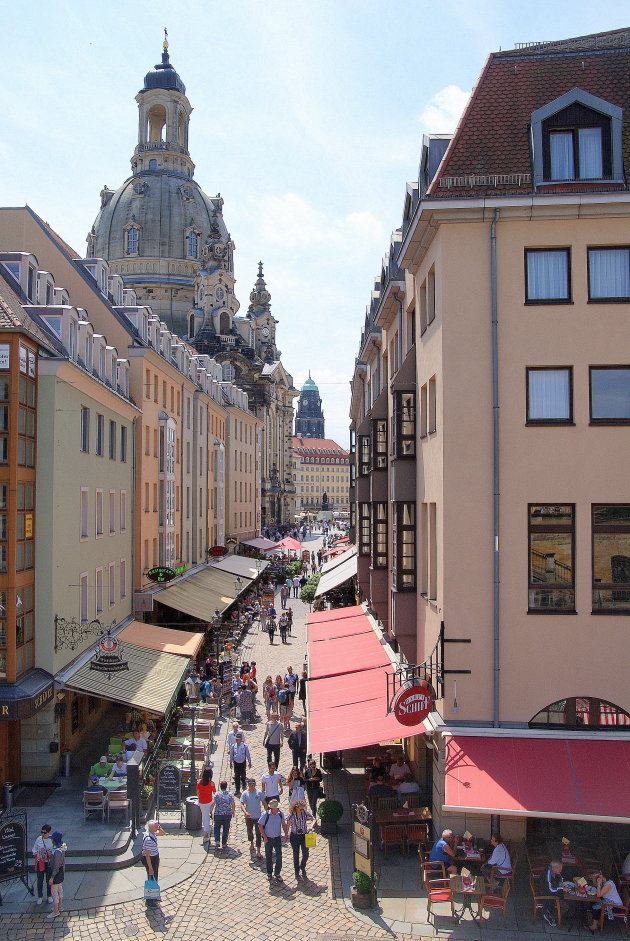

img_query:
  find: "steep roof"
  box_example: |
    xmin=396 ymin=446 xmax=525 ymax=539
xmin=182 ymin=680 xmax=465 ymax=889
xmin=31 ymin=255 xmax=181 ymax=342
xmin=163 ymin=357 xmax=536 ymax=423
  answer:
xmin=0 ymin=270 xmax=62 ymax=354
xmin=292 ymin=436 xmax=349 ymax=455
xmin=429 ymin=27 xmax=630 ymax=199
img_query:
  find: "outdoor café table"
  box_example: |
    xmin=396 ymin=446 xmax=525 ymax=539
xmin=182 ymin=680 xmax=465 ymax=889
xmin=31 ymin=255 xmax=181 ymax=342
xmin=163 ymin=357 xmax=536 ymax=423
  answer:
xmin=373 ymin=807 xmax=432 ymax=826
xmin=559 ymin=880 xmax=598 ymax=927
xmin=167 ymin=736 xmax=206 ymax=758
xmin=450 ymin=874 xmax=485 ymax=922
xmin=454 ymin=843 xmax=486 ymax=865
xmin=98 ymin=777 xmax=127 ymax=792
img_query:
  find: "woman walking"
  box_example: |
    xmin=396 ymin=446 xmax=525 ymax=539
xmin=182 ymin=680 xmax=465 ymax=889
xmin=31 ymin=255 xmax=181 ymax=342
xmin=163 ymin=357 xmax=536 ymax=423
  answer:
xmin=32 ymin=824 xmax=53 ymax=905
xmin=196 ymin=767 xmax=216 ymax=843
xmin=210 ymin=781 xmax=235 ymax=852
xmin=298 ymin=670 xmax=308 ymax=715
xmin=287 ymin=800 xmax=314 ymax=881
xmin=263 ymin=675 xmax=277 ymax=718
xmin=46 ymin=831 xmax=66 ymax=920
xmin=304 ymin=759 xmax=324 ymax=817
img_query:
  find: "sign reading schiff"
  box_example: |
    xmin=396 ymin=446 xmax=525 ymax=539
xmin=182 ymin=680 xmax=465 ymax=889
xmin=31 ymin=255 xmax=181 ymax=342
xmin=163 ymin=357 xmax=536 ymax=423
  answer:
xmin=394 ymin=685 xmax=433 ymax=726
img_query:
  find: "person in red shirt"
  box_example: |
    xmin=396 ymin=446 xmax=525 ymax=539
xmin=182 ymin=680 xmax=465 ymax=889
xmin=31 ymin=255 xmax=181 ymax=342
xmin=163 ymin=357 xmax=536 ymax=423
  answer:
xmin=196 ymin=767 xmax=217 ymax=842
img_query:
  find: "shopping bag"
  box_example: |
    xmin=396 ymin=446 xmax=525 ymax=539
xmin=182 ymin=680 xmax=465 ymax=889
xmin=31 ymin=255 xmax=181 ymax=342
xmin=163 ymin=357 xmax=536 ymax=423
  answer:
xmin=305 ymin=832 xmax=316 ymax=848
xmin=144 ymin=878 xmax=161 ymax=900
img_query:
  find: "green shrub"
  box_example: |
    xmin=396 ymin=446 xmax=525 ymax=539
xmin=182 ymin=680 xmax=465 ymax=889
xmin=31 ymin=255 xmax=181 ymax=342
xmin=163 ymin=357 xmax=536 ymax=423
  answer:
xmin=352 ymin=871 xmax=373 ymax=893
xmin=316 ymin=798 xmax=344 ymax=823
xmin=300 ymin=573 xmax=321 ymax=603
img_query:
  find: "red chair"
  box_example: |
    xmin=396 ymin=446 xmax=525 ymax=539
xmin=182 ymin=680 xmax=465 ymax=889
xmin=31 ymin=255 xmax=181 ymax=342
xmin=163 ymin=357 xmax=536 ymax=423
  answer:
xmin=421 ymin=860 xmax=446 ymax=887
xmin=406 ymin=823 xmax=429 ymax=855
xmin=380 ymin=824 xmax=406 ymax=857
xmin=426 ymin=877 xmax=455 ymax=920
xmin=598 ymin=903 xmax=628 ymax=934
xmin=479 ymin=881 xmax=510 ymax=924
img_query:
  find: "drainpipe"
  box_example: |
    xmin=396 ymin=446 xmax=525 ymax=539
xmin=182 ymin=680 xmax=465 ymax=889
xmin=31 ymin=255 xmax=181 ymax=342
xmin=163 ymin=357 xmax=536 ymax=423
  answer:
xmin=490 ymin=209 xmax=500 ymax=728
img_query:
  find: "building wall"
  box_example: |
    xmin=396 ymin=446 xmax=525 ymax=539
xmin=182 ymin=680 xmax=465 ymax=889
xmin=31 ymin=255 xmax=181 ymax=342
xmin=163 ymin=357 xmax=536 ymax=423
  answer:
xmin=225 ymin=406 xmax=262 ymax=542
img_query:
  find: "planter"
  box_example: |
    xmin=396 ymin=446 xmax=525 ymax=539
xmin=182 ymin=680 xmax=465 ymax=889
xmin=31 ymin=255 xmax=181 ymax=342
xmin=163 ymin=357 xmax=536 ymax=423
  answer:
xmin=351 ymin=886 xmax=375 ymax=910
xmin=319 ymin=820 xmax=338 ymax=835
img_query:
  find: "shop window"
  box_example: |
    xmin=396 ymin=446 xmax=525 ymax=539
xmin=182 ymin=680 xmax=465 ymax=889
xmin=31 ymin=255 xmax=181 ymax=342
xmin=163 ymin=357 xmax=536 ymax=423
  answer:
xmin=530 ymin=696 xmax=630 ymax=729
xmin=592 ymin=504 xmax=630 ymax=613
xmin=528 ymin=504 xmax=575 ymax=612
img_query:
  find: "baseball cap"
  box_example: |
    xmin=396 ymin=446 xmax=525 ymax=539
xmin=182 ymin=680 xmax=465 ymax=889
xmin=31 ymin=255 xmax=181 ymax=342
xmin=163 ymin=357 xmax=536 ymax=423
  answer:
xmin=268 ymin=799 xmax=279 ymax=808
xmin=91 ymin=775 xmax=100 ymax=783
xmin=235 ymin=732 xmax=243 ymax=738
xmin=100 ymin=755 xmax=108 ymax=763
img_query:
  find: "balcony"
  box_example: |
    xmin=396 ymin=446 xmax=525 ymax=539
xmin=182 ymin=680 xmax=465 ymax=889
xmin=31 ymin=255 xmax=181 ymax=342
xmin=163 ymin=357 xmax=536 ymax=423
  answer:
xmin=135 ymin=142 xmax=188 ymax=156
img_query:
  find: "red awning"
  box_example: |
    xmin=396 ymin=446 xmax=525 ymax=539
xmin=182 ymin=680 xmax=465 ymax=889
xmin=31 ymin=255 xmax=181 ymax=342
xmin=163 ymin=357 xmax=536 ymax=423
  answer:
xmin=444 ymin=735 xmax=630 ymax=823
xmin=308 ymin=605 xmax=364 ymax=623
xmin=307 ymin=607 xmax=426 ymax=753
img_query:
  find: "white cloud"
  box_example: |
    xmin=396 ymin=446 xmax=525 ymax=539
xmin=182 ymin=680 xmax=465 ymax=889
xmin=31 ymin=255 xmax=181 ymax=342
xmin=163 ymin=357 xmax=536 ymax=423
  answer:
xmin=418 ymin=84 xmax=470 ymax=134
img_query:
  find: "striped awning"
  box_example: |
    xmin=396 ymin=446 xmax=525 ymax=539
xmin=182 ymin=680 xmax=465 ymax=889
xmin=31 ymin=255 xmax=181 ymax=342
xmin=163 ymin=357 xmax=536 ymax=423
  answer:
xmin=156 ymin=566 xmax=252 ymax=622
xmin=64 ymin=643 xmax=190 ymax=716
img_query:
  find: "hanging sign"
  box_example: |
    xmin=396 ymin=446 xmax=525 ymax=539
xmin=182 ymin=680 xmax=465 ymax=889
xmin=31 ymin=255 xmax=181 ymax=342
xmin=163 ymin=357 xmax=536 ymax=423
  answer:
xmin=146 ymin=566 xmax=176 ymax=583
xmin=90 ymin=632 xmax=129 ymax=674
xmin=207 ymin=546 xmax=228 ymax=557
xmin=394 ymin=684 xmax=433 ymax=726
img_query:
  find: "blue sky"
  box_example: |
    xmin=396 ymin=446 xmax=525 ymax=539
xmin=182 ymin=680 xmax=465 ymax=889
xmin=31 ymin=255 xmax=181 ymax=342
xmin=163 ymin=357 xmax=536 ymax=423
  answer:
xmin=1 ymin=0 xmax=629 ymax=445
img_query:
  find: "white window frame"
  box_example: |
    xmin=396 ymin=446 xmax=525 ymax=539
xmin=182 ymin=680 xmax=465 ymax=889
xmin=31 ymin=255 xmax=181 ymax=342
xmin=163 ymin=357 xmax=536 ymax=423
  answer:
xmin=95 ymin=489 xmax=103 ymax=537
xmin=109 ymin=490 xmax=116 ymax=534
xmin=108 ymin=563 xmax=116 ymax=608
xmin=80 ymin=487 xmax=89 ymax=540
xmin=95 ymin=567 xmax=103 ymax=615
xmin=80 ymin=572 xmax=89 ymax=623
xmin=120 ymin=559 xmax=127 ymax=600
xmin=120 ymin=490 xmax=127 ymax=532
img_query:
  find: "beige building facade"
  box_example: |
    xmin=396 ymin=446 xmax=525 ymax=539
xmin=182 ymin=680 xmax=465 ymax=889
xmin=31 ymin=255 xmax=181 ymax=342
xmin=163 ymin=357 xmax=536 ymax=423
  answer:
xmin=292 ymin=437 xmax=350 ymax=517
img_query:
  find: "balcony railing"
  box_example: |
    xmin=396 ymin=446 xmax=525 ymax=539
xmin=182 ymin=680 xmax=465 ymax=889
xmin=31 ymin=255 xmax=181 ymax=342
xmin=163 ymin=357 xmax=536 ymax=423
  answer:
xmin=135 ymin=142 xmax=189 ymax=155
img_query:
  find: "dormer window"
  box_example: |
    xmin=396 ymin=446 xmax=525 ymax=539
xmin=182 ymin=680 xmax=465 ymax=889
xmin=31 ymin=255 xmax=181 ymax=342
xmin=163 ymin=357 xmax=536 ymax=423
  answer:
xmin=531 ymin=89 xmax=623 ymax=187
xmin=185 ymin=228 xmax=200 ymax=259
xmin=125 ymin=226 xmax=140 ymax=256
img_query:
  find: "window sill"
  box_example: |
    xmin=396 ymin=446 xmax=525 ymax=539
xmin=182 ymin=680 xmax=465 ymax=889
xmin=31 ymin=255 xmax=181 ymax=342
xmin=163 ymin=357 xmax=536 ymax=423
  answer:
xmin=526 ymin=420 xmax=575 ymax=426
xmin=587 ymin=297 xmax=630 ymax=304
xmin=589 ymin=419 xmax=630 ymax=425
xmin=80 ymin=536 xmax=88 ymax=543
xmin=591 ymin=609 xmax=630 ymax=616
xmin=524 ymin=300 xmax=573 ymax=306
xmin=527 ymin=609 xmax=577 ymax=615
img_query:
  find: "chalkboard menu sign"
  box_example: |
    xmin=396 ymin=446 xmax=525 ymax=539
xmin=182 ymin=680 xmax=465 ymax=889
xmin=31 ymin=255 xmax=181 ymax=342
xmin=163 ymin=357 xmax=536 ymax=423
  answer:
xmin=0 ymin=819 xmax=26 ymax=881
xmin=158 ymin=762 xmax=181 ymax=811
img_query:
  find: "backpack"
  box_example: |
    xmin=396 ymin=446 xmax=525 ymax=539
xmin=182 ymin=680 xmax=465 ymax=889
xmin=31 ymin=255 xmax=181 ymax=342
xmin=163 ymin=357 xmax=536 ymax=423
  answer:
xmin=278 ymin=688 xmax=289 ymax=705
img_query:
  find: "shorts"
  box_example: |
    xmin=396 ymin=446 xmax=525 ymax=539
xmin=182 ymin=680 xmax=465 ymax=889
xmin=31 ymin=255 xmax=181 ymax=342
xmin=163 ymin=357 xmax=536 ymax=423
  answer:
xmin=279 ymin=704 xmax=291 ymax=717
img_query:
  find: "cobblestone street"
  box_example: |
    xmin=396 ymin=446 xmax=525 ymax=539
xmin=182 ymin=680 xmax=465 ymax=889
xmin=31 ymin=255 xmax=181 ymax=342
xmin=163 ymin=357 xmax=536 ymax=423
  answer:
xmin=0 ymin=568 xmax=419 ymax=941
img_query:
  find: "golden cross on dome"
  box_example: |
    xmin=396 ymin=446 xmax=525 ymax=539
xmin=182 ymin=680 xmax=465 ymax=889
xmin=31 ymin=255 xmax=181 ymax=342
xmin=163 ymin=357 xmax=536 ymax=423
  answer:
xmin=163 ymin=27 xmax=169 ymax=51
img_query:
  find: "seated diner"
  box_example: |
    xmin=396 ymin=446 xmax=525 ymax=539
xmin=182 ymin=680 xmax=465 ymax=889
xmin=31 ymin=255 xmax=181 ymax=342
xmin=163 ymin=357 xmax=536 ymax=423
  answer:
xmin=481 ymin=832 xmax=511 ymax=886
xmin=368 ymin=774 xmax=396 ymax=798
xmin=89 ymin=756 xmax=112 ymax=781
xmin=586 ymin=872 xmax=624 ymax=933
xmin=109 ymin=756 xmax=127 ymax=779
xmin=388 ymin=756 xmax=412 ymax=781
xmin=429 ymin=828 xmax=458 ymax=875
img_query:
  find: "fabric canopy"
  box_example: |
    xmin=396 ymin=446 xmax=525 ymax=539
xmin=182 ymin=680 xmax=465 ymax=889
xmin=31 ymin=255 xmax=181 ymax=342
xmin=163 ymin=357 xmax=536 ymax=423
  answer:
xmin=209 ymin=556 xmax=269 ymax=580
xmin=241 ymin=537 xmax=277 ymax=551
xmin=265 ymin=536 xmax=303 ymax=552
xmin=444 ymin=735 xmax=630 ymax=823
xmin=65 ymin=643 xmax=189 ymax=716
xmin=307 ymin=606 xmax=424 ymax=753
xmin=117 ymin=621 xmax=204 ymax=658
xmin=314 ymin=554 xmax=357 ymax=597
xmin=157 ymin=566 xmax=251 ymax=621
xmin=321 ymin=546 xmax=356 ymax=575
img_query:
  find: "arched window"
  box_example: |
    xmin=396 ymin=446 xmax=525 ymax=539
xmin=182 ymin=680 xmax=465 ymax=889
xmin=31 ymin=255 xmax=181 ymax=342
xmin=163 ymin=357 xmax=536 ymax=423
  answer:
xmin=186 ymin=230 xmax=199 ymax=259
xmin=530 ymin=696 xmax=630 ymax=730
xmin=147 ymin=104 xmax=166 ymax=143
xmin=125 ymin=227 xmax=140 ymax=256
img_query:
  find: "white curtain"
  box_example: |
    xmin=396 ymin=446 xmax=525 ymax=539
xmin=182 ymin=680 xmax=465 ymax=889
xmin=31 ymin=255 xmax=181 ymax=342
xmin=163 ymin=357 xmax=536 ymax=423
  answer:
xmin=579 ymin=127 xmax=603 ymax=179
xmin=529 ymin=369 xmax=570 ymax=420
xmin=550 ymin=131 xmax=574 ymax=180
xmin=589 ymin=248 xmax=630 ymax=299
xmin=527 ymin=250 xmax=568 ymax=300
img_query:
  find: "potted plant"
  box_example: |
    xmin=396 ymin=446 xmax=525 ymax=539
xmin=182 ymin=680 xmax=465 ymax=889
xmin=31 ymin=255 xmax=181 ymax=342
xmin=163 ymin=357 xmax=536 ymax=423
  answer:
xmin=140 ymin=779 xmax=155 ymax=816
xmin=316 ymin=798 xmax=344 ymax=835
xmin=351 ymin=870 xmax=375 ymax=909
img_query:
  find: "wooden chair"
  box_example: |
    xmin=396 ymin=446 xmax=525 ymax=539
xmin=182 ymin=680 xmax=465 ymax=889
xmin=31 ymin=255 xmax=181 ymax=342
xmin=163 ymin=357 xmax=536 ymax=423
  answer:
xmin=406 ymin=823 xmax=430 ymax=855
xmin=374 ymin=796 xmax=398 ymax=813
xmin=479 ymin=880 xmax=510 ymax=924
xmin=380 ymin=824 xmax=406 ymax=857
xmin=107 ymin=791 xmax=130 ymax=823
xmin=83 ymin=790 xmax=106 ymax=822
xmin=598 ymin=902 xmax=628 ymax=934
xmin=421 ymin=860 xmax=446 ymax=887
xmin=530 ymin=876 xmax=562 ymax=927
xmin=400 ymin=793 xmax=423 ymax=809
xmin=426 ymin=877 xmax=455 ymax=920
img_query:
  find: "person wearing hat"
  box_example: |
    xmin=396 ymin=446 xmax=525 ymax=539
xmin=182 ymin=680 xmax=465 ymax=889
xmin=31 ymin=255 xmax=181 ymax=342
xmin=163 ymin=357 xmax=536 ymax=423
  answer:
xmin=32 ymin=824 xmax=53 ymax=905
xmin=258 ymin=799 xmax=289 ymax=882
xmin=287 ymin=800 xmax=314 ymax=880
xmin=89 ymin=756 xmax=112 ymax=780
xmin=240 ymin=778 xmax=265 ymax=858
xmin=229 ymin=733 xmax=252 ymax=796
xmin=46 ymin=831 xmax=66 ymax=919
xmin=86 ymin=774 xmax=108 ymax=797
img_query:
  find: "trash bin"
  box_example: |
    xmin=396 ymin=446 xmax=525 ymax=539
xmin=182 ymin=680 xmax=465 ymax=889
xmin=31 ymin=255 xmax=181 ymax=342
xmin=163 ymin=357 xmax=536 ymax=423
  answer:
xmin=62 ymin=751 xmax=72 ymax=777
xmin=185 ymin=796 xmax=202 ymax=831
xmin=3 ymin=782 xmax=13 ymax=811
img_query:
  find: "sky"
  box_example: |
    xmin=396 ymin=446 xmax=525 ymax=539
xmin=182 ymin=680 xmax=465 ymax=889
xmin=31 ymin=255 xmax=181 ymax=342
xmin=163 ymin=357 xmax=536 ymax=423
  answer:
xmin=1 ymin=0 xmax=629 ymax=446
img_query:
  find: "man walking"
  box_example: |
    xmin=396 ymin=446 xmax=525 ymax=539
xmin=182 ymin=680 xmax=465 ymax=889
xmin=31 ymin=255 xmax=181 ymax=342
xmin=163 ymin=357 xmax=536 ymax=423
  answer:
xmin=288 ymin=722 xmax=307 ymax=772
xmin=229 ymin=732 xmax=251 ymax=795
xmin=284 ymin=666 xmax=298 ymax=706
xmin=261 ymin=762 xmax=284 ymax=807
xmin=258 ymin=799 xmax=288 ymax=883
xmin=267 ymin=615 xmax=276 ymax=645
xmin=292 ymin=575 xmax=300 ymax=598
xmin=241 ymin=778 xmax=264 ymax=858
xmin=263 ymin=714 xmax=283 ymax=766
xmin=209 ymin=781 xmax=235 ymax=852
xmin=279 ymin=613 xmax=289 ymax=644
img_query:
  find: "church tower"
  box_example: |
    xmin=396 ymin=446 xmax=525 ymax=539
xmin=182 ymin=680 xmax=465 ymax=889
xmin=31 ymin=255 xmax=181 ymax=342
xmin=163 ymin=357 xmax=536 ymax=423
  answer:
xmin=87 ymin=33 xmax=228 ymax=336
xmin=295 ymin=374 xmax=325 ymax=438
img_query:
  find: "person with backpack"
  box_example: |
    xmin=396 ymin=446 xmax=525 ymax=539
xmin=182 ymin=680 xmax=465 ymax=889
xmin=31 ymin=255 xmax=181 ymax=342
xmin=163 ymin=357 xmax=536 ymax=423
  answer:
xmin=277 ymin=682 xmax=292 ymax=731
xmin=278 ymin=613 xmax=289 ymax=644
xmin=46 ymin=831 xmax=66 ymax=920
xmin=263 ymin=715 xmax=283 ymax=765
xmin=258 ymin=799 xmax=289 ymax=883
xmin=267 ymin=615 xmax=276 ymax=645
xmin=209 ymin=781 xmax=236 ymax=852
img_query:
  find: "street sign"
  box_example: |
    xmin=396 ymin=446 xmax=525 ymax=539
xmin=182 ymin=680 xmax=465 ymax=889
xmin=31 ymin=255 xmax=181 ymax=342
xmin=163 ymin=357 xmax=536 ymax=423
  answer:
xmin=393 ymin=684 xmax=433 ymax=726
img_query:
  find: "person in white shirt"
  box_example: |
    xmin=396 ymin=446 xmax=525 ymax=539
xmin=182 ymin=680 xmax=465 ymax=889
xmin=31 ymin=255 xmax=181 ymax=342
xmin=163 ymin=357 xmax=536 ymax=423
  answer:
xmin=226 ymin=722 xmax=245 ymax=750
xmin=261 ymin=763 xmax=285 ymax=806
xmin=481 ymin=833 xmax=512 ymax=886
xmin=388 ymin=757 xmax=411 ymax=781
xmin=397 ymin=774 xmax=421 ymax=797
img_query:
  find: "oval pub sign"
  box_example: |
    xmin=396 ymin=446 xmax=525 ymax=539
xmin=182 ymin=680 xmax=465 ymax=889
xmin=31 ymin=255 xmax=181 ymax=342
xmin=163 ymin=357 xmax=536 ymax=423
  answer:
xmin=394 ymin=685 xmax=433 ymax=726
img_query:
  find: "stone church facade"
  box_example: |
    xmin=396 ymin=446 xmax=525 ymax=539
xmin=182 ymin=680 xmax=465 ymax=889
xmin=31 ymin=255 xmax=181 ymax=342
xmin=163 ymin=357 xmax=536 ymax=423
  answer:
xmin=87 ymin=38 xmax=297 ymax=528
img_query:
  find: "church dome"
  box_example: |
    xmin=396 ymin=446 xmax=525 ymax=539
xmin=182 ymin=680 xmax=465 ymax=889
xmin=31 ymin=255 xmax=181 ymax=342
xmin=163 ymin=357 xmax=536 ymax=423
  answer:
xmin=141 ymin=52 xmax=186 ymax=95
xmin=302 ymin=375 xmax=318 ymax=392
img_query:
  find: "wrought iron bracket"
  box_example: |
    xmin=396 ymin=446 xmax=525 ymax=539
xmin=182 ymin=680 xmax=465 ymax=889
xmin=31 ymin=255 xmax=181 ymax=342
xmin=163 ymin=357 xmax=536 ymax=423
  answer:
xmin=54 ymin=615 xmax=103 ymax=652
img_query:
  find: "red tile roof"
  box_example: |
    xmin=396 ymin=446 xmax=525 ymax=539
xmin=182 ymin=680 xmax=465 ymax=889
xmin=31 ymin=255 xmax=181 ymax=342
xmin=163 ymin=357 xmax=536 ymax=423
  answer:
xmin=292 ymin=436 xmax=349 ymax=455
xmin=429 ymin=28 xmax=630 ymax=199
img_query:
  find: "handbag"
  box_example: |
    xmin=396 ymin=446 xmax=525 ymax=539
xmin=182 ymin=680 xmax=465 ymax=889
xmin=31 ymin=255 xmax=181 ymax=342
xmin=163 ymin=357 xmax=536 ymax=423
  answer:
xmin=144 ymin=878 xmax=161 ymax=900
xmin=305 ymin=832 xmax=316 ymax=848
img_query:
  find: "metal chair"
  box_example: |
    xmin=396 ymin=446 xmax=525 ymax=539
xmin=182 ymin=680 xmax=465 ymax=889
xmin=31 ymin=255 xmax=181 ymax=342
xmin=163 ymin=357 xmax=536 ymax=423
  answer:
xmin=107 ymin=791 xmax=130 ymax=823
xmin=479 ymin=880 xmax=510 ymax=924
xmin=83 ymin=790 xmax=106 ymax=822
xmin=426 ymin=877 xmax=455 ymax=920
xmin=380 ymin=824 xmax=406 ymax=857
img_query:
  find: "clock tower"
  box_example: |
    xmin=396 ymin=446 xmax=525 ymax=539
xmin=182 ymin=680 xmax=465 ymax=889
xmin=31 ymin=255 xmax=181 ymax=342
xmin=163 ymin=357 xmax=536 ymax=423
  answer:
xmin=248 ymin=262 xmax=277 ymax=361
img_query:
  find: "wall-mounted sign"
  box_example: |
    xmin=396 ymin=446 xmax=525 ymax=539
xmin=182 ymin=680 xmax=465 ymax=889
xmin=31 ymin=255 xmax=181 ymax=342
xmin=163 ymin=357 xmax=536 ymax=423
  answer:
xmin=133 ymin=592 xmax=154 ymax=613
xmin=0 ymin=345 xmax=9 ymax=370
xmin=90 ymin=632 xmax=129 ymax=674
xmin=146 ymin=566 xmax=176 ymax=583
xmin=25 ymin=514 xmax=33 ymax=539
xmin=207 ymin=546 xmax=228 ymax=557
xmin=226 ymin=538 xmax=237 ymax=546
xmin=394 ymin=684 xmax=433 ymax=727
